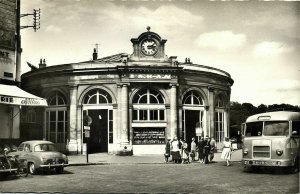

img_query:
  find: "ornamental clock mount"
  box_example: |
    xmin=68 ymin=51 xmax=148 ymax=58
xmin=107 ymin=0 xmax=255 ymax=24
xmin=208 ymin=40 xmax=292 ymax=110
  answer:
xmin=130 ymin=26 xmax=168 ymax=61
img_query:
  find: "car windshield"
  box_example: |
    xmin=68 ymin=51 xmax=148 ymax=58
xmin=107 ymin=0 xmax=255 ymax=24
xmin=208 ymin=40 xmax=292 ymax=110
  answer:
xmin=263 ymin=121 xmax=289 ymax=136
xmin=245 ymin=122 xmax=263 ymax=137
xmin=34 ymin=144 xmax=56 ymax=152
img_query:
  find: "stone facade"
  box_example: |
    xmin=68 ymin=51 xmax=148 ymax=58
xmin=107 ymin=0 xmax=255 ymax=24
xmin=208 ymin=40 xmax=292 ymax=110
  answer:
xmin=21 ymin=28 xmax=234 ymax=155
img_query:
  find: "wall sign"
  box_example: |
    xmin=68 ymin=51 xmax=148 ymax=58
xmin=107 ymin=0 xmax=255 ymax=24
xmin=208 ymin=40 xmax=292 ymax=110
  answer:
xmin=133 ymin=128 xmax=165 ymax=145
xmin=129 ymin=74 xmax=171 ymax=79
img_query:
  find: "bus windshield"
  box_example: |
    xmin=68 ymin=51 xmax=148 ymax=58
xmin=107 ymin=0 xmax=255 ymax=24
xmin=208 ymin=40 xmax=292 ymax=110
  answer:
xmin=245 ymin=122 xmax=263 ymax=137
xmin=263 ymin=121 xmax=289 ymax=136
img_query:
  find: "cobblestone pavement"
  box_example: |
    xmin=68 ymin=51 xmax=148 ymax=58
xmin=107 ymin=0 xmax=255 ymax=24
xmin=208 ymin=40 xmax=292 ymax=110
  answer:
xmin=0 ymin=161 xmax=298 ymax=193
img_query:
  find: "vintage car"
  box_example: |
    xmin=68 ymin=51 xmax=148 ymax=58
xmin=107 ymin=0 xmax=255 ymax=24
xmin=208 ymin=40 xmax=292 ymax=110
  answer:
xmin=9 ymin=140 xmax=69 ymax=174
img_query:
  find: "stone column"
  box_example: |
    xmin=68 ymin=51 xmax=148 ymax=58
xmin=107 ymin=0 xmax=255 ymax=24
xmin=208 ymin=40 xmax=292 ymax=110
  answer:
xmin=170 ymin=84 xmax=178 ymax=139
xmin=120 ymin=84 xmax=129 ymax=144
xmin=68 ymin=86 xmax=78 ymax=154
xmin=208 ymin=88 xmax=215 ymax=138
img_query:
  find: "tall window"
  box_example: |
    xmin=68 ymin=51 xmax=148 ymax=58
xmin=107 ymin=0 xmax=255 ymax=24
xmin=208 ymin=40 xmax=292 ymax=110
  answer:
xmin=46 ymin=92 xmax=68 ymax=143
xmin=83 ymin=88 xmax=113 ymax=144
xmin=182 ymin=90 xmax=205 ymax=140
xmin=132 ymin=88 xmax=165 ymax=121
xmin=215 ymin=94 xmax=225 ymax=142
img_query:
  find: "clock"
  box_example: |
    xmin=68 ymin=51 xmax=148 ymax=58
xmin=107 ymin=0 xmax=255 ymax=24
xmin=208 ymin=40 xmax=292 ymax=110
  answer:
xmin=141 ymin=39 xmax=158 ymax=56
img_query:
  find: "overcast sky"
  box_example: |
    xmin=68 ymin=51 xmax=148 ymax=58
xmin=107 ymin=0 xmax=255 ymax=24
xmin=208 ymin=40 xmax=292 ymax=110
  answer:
xmin=20 ymin=0 xmax=300 ymax=106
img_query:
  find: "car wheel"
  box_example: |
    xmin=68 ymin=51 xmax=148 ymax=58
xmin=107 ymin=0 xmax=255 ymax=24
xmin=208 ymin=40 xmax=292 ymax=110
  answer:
xmin=55 ymin=167 xmax=64 ymax=174
xmin=29 ymin=163 xmax=36 ymax=175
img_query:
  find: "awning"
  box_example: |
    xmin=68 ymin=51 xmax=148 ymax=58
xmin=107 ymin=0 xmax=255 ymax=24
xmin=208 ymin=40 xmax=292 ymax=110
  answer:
xmin=0 ymin=84 xmax=48 ymax=106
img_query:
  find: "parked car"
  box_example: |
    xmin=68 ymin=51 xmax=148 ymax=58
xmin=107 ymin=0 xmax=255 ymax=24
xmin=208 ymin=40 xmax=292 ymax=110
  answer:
xmin=9 ymin=140 xmax=69 ymax=174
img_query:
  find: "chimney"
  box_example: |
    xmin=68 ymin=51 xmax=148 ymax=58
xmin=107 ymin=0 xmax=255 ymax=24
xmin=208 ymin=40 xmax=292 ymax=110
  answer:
xmin=93 ymin=48 xmax=98 ymax=60
xmin=39 ymin=58 xmax=47 ymax=68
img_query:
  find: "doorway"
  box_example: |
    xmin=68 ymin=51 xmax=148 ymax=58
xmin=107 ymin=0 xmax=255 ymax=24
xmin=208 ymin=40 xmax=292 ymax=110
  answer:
xmin=84 ymin=109 xmax=108 ymax=153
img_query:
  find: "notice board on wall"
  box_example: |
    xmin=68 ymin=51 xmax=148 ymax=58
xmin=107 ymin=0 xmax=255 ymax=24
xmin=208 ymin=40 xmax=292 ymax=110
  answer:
xmin=133 ymin=128 xmax=165 ymax=144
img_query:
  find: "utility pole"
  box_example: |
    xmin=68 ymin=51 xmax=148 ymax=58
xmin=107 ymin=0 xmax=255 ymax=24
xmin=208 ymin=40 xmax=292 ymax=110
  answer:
xmin=15 ymin=0 xmax=41 ymax=84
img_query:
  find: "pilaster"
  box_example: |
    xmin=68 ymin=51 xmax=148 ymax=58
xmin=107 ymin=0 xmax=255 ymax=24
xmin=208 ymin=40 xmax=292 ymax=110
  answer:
xmin=170 ymin=84 xmax=178 ymax=139
xmin=68 ymin=85 xmax=78 ymax=154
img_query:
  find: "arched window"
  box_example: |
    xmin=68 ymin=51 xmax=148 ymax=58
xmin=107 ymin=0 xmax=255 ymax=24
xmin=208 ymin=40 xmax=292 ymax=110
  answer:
xmin=183 ymin=91 xmax=204 ymax=106
xmin=83 ymin=88 xmax=112 ymax=104
xmin=132 ymin=88 xmax=165 ymax=121
xmin=46 ymin=91 xmax=68 ymax=145
xmin=48 ymin=92 xmax=67 ymax=106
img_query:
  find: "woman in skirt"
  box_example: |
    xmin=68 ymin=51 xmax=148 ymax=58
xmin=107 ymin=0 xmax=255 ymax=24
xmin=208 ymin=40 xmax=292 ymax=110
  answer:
xmin=171 ymin=137 xmax=181 ymax=163
xmin=221 ymin=137 xmax=233 ymax=166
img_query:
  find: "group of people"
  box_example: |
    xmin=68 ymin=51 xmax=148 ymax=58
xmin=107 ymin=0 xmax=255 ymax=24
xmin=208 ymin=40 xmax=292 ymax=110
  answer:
xmin=165 ymin=136 xmax=233 ymax=166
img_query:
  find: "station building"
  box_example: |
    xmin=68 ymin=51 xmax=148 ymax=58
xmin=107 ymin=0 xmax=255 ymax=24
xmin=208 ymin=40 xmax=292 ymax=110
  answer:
xmin=21 ymin=28 xmax=234 ymax=155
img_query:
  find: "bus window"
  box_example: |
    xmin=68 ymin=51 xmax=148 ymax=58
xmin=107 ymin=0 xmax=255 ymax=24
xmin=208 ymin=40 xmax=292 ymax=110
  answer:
xmin=263 ymin=121 xmax=289 ymax=136
xmin=245 ymin=122 xmax=263 ymax=137
xmin=292 ymin=121 xmax=300 ymax=136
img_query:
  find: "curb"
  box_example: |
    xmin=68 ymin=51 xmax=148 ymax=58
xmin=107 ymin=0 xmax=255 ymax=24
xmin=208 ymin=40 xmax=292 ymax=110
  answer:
xmin=68 ymin=160 xmax=242 ymax=166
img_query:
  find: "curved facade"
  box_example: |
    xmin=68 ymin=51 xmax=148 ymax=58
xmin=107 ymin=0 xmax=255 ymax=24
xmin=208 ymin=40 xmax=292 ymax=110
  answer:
xmin=21 ymin=28 xmax=234 ymax=155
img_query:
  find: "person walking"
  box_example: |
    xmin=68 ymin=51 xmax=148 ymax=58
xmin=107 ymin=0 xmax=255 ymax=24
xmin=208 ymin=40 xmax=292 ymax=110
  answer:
xmin=190 ymin=137 xmax=197 ymax=161
xmin=171 ymin=137 xmax=181 ymax=163
xmin=221 ymin=137 xmax=233 ymax=166
xmin=181 ymin=140 xmax=189 ymax=164
xmin=198 ymin=136 xmax=205 ymax=163
xmin=164 ymin=139 xmax=171 ymax=162
xmin=203 ymin=136 xmax=211 ymax=164
xmin=209 ymin=137 xmax=216 ymax=162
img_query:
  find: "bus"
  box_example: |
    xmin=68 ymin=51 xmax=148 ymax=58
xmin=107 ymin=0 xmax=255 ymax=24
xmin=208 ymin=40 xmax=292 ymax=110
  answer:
xmin=242 ymin=111 xmax=300 ymax=172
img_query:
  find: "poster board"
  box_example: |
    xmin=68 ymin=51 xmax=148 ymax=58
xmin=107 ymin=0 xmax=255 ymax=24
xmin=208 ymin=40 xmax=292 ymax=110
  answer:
xmin=133 ymin=128 xmax=165 ymax=144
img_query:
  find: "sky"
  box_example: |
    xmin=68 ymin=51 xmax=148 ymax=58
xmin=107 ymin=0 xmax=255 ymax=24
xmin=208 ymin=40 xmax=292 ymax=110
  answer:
xmin=20 ymin=0 xmax=300 ymax=107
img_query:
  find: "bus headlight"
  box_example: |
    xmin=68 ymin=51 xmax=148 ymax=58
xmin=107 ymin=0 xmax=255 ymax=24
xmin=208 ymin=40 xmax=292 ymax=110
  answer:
xmin=243 ymin=149 xmax=249 ymax=156
xmin=276 ymin=149 xmax=283 ymax=156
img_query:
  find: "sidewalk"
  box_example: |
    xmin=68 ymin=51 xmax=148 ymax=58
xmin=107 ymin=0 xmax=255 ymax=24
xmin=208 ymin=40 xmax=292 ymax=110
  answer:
xmin=68 ymin=149 xmax=242 ymax=166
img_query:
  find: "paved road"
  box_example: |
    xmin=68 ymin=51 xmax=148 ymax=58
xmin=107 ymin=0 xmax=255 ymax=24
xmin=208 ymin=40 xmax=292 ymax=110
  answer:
xmin=0 ymin=162 xmax=298 ymax=193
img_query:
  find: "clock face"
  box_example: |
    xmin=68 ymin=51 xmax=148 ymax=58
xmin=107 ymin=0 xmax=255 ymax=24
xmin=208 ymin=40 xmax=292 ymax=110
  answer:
xmin=141 ymin=39 xmax=158 ymax=56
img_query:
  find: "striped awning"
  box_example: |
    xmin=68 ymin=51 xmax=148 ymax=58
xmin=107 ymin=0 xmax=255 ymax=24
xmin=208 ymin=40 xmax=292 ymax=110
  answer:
xmin=0 ymin=84 xmax=48 ymax=106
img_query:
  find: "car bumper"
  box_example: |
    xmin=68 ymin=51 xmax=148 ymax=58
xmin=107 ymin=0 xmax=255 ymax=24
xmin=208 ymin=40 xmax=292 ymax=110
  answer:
xmin=243 ymin=159 xmax=293 ymax=167
xmin=0 ymin=168 xmax=18 ymax=173
xmin=40 ymin=163 xmax=69 ymax=168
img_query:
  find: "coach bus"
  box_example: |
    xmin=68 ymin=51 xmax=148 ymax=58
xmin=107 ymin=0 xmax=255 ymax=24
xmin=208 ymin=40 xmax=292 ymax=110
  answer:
xmin=242 ymin=111 xmax=300 ymax=172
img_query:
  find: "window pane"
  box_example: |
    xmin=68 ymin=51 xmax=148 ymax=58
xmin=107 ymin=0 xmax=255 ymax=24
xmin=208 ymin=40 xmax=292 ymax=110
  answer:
xmin=57 ymin=122 xmax=64 ymax=133
xmin=58 ymin=111 xmax=64 ymax=121
xmin=159 ymin=110 xmax=165 ymax=120
xmin=184 ymin=96 xmax=191 ymax=104
xmin=98 ymin=95 xmax=107 ymax=103
xmin=88 ymin=95 xmax=97 ymax=104
xmin=133 ymin=110 xmax=138 ymax=120
xmin=57 ymin=96 xmax=65 ymax=105
xmin=292 ymin=121 xmax=300 ymax=136
xmin=139 ymin=110 xmax=147 ymax=120
xmin=149 ymin=95 xmax=158 ymax=104
xmin=50 ymin=112 xmax=56 ymax=121
xmin=139 ymin=95 xmax=147 ymax=103
xmin=150 ymin=110 xmax=158 ymax=120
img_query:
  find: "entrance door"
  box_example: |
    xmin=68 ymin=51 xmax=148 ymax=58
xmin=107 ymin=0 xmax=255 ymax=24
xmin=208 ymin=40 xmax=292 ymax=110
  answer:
xmin=185 ymin=110 xmax=200 ymax=150
xmin=88 ymin=109 xmax=108 ymax=153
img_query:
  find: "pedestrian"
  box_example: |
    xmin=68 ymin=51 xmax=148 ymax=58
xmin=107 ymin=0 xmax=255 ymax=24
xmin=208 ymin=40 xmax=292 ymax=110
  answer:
xmin=164 ymin=138 xmax=171 ymax=162
xmin=181 ymin=140 xmax=190 ymax=164
xmin=171 ymin=136 xmax=181 ymax=163
xmin=203 ymin=136 xmax=211 ymax=164
xmin=190 ymin=137 xmax=197 ymax=161
xmin=221 ymin=137 xmax=233 ymax=166
xmin=198 ymin=136 xmax=205 ymax=163
xmin=209 ymin=137 xmax=216 ymax=162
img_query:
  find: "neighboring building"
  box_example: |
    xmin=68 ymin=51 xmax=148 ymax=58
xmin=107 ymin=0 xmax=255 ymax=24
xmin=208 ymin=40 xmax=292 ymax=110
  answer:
xmin=21 ymin=27 xmax=234 ymax=155
xmin=0 ymin=0 xmax=47 ymax=149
